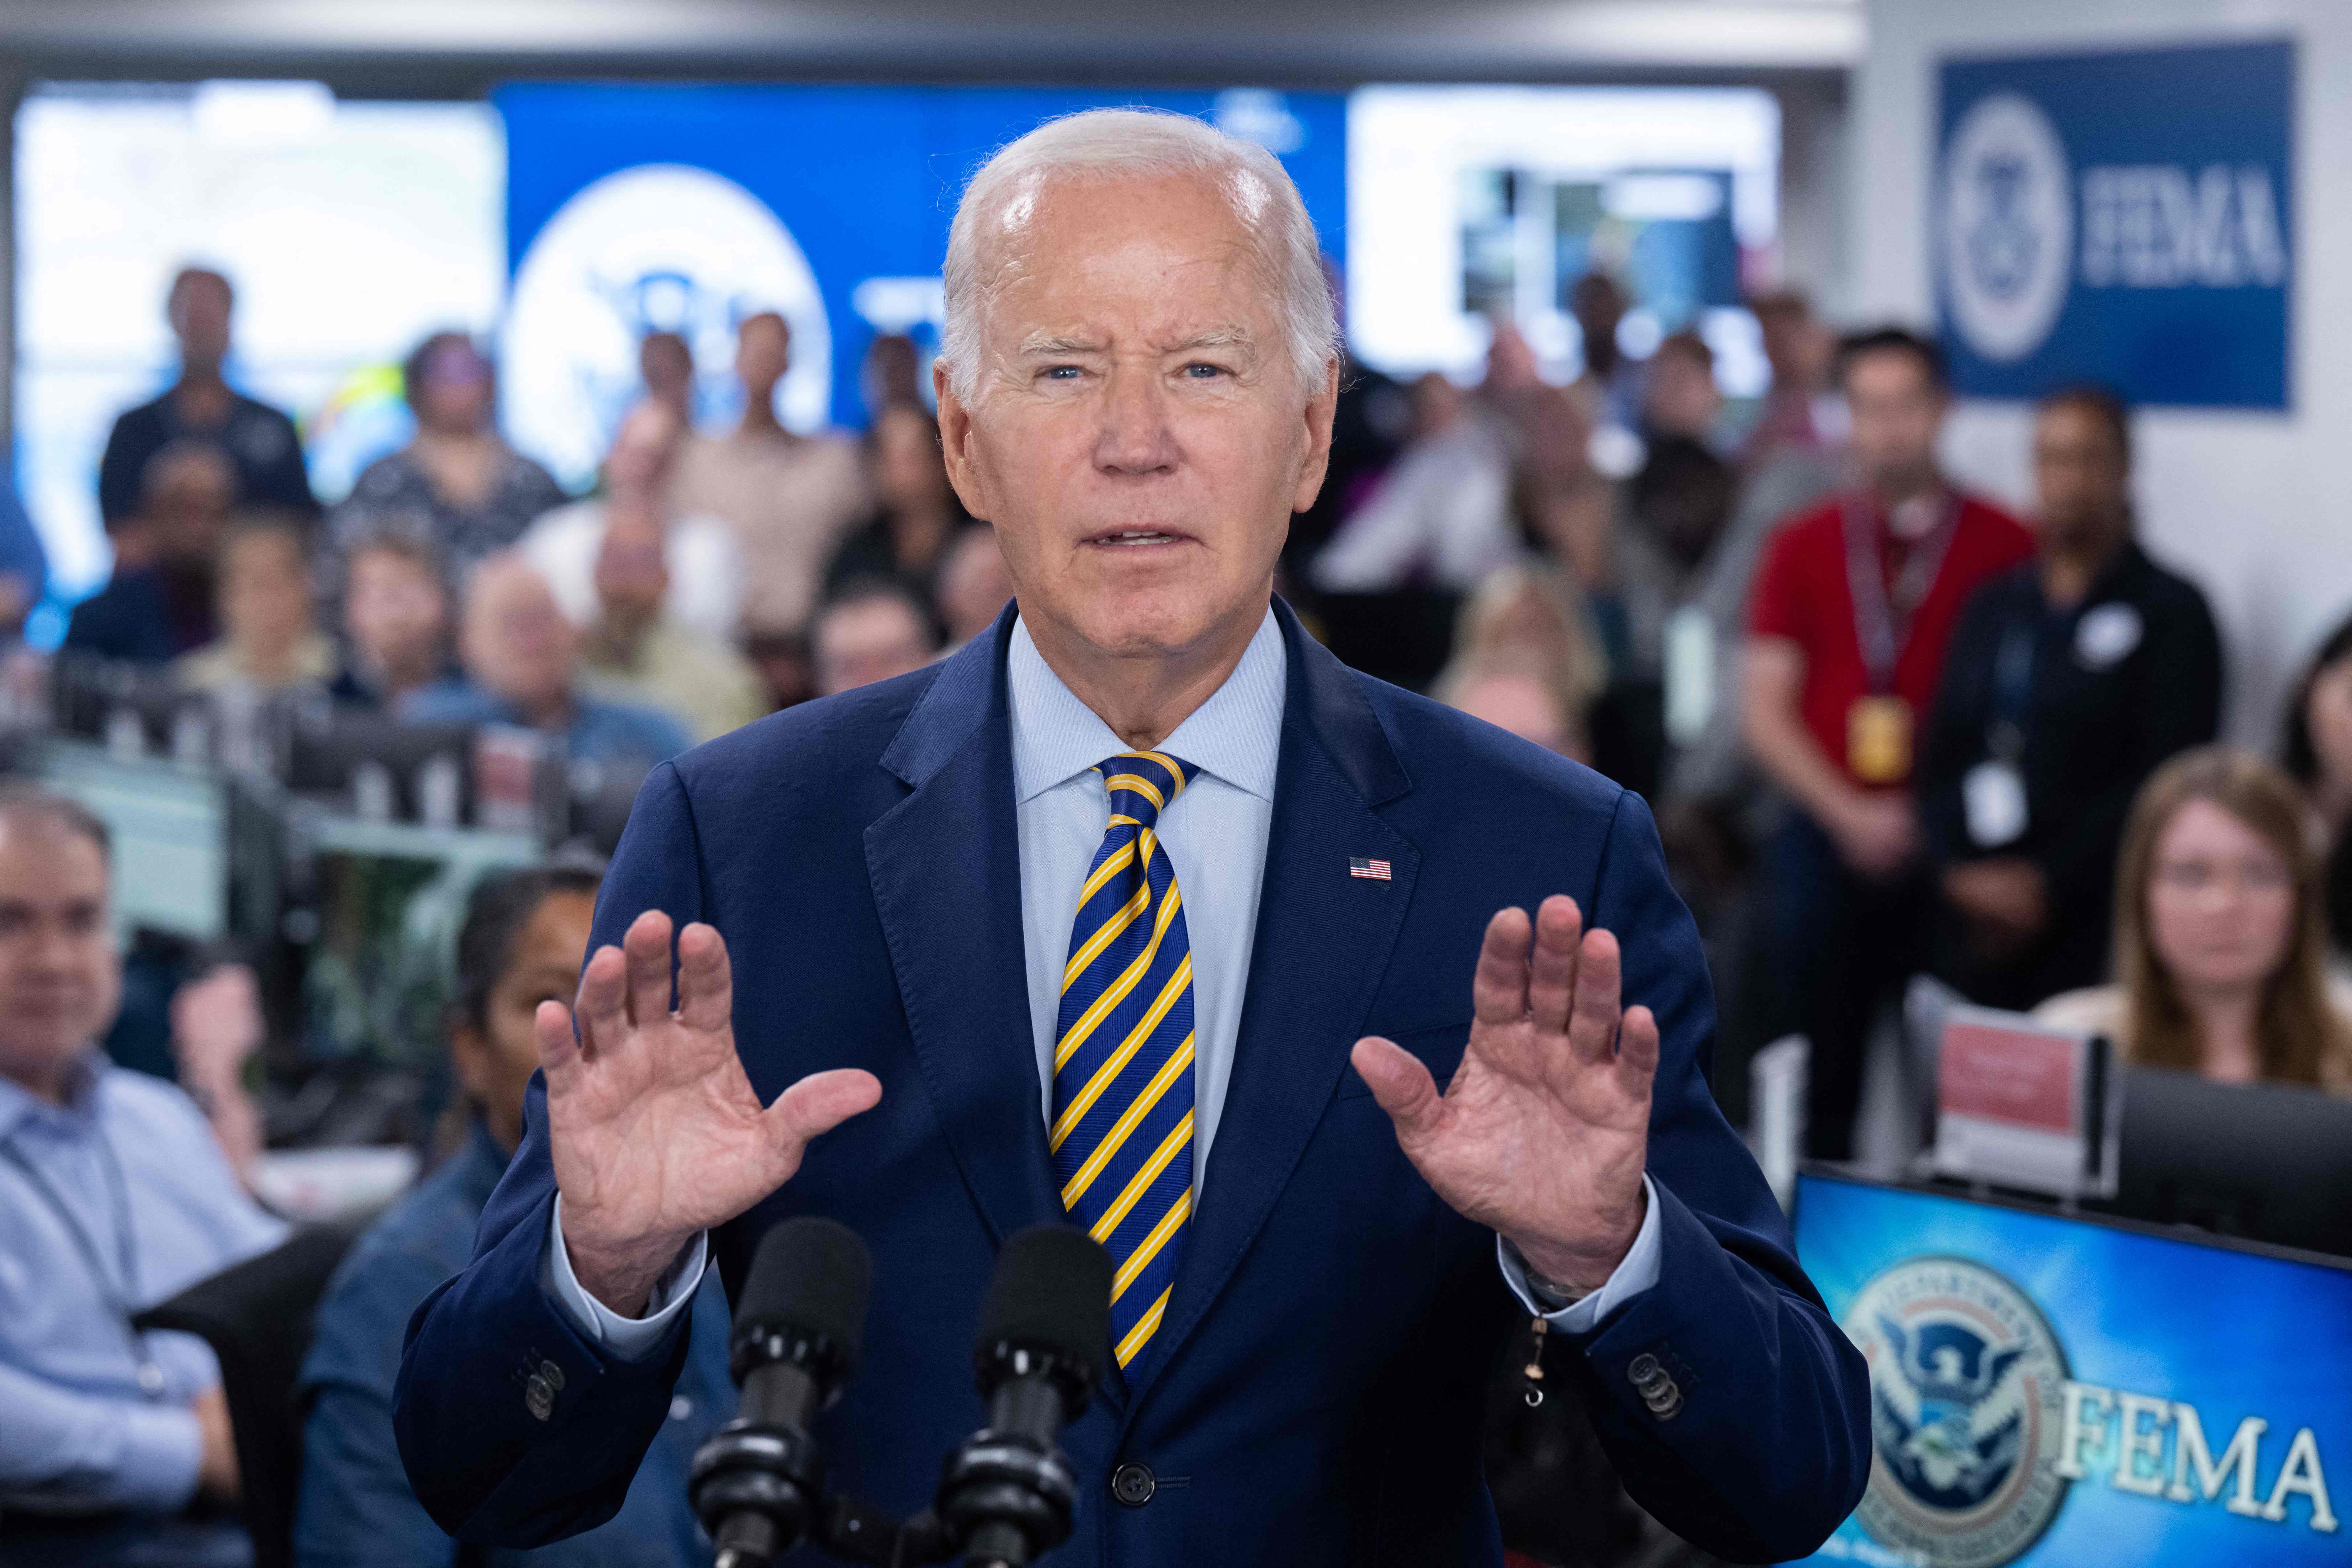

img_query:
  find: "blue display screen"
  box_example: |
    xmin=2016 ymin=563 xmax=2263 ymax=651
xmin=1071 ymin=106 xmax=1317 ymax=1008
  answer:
xmin=1789 ymin=1172 xmax=2347 ymax=1565
xmin=494 ymin=83 xmax=1347 ymax=486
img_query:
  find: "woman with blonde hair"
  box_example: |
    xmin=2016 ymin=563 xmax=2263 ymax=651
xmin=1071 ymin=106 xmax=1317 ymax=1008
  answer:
xmin=2037 ymin=746 xmax=2352 ymax=1092
xmin=1431 ymin=562 xmax=1609 ymax=763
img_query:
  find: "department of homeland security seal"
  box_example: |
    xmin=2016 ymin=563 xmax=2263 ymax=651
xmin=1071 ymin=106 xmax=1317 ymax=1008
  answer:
xmin=1941 ymin=92 xmax=2073 ymax=364
xmin=1844 ymin=1256 xmax=2071 ymax=1568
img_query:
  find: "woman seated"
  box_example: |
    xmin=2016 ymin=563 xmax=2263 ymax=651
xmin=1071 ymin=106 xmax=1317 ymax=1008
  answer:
xmin=296 ymin=866 xmax=734 ymax=1566
xmin=2281 ymin=609 xmax=2352 ymax=961
xmin=174 ymin=512 xmax=336 ymax=696
xmin=2036 ymin=746 xmax=2352 ymax=1092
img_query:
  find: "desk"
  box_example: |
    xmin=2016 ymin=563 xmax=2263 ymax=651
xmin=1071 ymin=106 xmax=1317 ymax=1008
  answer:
xmin=1789 ymin=1171 xmax=2348 ymax=1566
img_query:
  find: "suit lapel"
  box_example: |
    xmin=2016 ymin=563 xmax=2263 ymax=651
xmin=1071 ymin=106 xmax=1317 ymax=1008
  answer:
xmin=865 ymin=610 xmax=1063 ymax=1255
xmin=1129 ymin=601 xmax=1419 ymax=1400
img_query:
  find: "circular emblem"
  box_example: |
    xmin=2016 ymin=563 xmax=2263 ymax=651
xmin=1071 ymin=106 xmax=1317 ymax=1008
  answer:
xmin=1845 ymin=1256 xmax=2072 ymax=1568
xmin=500 ymin=164 xmax=834 ymax=491
xmin=1942 ymin=93 xmax=2073 ymax=363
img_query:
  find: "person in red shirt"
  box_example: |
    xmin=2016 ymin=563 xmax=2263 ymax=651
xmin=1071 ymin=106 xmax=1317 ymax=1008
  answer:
xmin=1739 ymin=328 xmax=2033 ymax=1159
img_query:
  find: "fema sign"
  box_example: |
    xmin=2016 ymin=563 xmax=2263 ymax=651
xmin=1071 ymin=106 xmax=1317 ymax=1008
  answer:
xmin=1937 ymin=41 xmax=2293 ymax=409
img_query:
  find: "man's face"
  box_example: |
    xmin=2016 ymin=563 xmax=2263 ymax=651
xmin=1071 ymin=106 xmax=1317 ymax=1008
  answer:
xmin=593 ymin=509 xmax=669 ymax=628
xmin=170 ymin=274 xmax=233 ymax=368
xmin=345 ymin=547 xmax=449 ymax=679
xmin=145 ymin=447 xmax=236 ymax=564
xmin=0 ymin=820 xmax=119 ymax=1096
xmin=1844 ymin=348 xmax=1948 ymax=494
xmin=815 ymin=595 xmax=935 ymax=695
xmin=463 ymin=560 xmax=578 ymax=715
xmin=1643 ymin=347 xmax=1720 ymax=440
xmin=1571 ymin=275 xmax=1626 ymax=349
xmin=736 ymin=315 xmax=791 ymax=393
xmin=873 ymin=405 xmax=947 ymax=514
xmin=602 ymin=402 xmax=681 ymax=495
xmin=936 ymin=171 xmax=1335 ymax=667
xmin=935 ymin=525 xmax=1014 ymax=646
xmin=2031 ymin=401 xmax=2127 ymax=546
xmin=220 ymin=530 xmax=312 ymax=656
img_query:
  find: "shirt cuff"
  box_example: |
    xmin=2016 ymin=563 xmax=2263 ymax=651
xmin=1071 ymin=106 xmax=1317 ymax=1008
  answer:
xmin=112 ymin=1400 xmax=207 ymax=1514
xmin=1495 ymin=1174 xmax=1663 ymax=1335
xmin=542 ymin=1193 xmax=709 ymax=1362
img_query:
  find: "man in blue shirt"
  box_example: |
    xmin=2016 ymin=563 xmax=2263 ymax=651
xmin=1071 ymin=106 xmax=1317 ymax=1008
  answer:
xmin=296 ymin=866 xmax=729 ymax=1567
xmin=0 ymin=788 xmax=287 ymax=1551
xmin=402 ymin=552 xmax=691 ymax=768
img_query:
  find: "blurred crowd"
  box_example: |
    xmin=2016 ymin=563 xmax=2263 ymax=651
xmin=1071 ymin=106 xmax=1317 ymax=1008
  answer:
xmin=7 ymin=258 xmax=2352 ymax=1568
xmin=1296 ymin=281 xmax=2352 ymax=1164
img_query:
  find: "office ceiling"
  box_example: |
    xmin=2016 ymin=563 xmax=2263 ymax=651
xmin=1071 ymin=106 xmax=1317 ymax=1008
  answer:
xmin=0 ymin=0 xmax=1863 ymax=85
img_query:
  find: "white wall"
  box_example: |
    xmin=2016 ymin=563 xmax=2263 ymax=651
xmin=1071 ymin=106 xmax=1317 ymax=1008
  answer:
xmin=1856 ymin=0 xmax=2352 ymax=746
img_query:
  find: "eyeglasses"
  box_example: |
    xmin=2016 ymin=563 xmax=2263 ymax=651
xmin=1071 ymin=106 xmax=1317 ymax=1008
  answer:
xmin=2152 ymin=858 xmax=2294 ymax=897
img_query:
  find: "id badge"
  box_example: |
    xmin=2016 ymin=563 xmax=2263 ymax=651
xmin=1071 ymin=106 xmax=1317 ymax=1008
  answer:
xmin=1963 ymin=759 xmax=2030 ymax=847
xmin=1847 ymin=696 xmax=1914 ymax=785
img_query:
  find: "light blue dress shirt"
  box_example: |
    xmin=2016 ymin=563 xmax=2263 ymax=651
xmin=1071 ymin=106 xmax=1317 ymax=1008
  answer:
xmin=0 ymin=1055 xmax=288 ymax=1514
xmin=551 ymin=608 xmax=1658 ymax=1352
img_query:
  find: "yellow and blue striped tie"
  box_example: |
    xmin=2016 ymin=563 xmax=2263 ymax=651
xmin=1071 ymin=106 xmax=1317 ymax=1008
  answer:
xmin=1050 ymin=750 xmax=1200 ymax=1373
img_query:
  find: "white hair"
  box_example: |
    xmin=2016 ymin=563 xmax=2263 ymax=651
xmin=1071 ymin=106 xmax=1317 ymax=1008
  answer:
xmin=938 ymin=107 xmax=1340 ymax=404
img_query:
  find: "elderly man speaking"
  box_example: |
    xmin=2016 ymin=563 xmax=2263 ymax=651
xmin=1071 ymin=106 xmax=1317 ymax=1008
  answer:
xmin=395 ymin=111 xmax=1868 ymax=1565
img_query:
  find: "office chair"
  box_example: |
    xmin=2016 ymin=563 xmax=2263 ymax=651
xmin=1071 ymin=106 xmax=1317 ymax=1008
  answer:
xmin=133 ymin=1221 xmax=370 ymax=1568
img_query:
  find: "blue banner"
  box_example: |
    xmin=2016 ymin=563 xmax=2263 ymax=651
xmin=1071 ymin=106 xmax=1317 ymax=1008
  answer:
xmin=493 ymin=83 xmax=1347 ymax=487
xmin=1936 ymin=40 xmax=2293 ymax=409
xmin=1790 ymin=1174 xmax=2347 ymax=1566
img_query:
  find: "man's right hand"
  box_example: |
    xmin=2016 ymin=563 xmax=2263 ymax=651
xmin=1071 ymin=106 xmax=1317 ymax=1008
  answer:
xmin=193 ymin=1385 xmax=239 ymax=1503
xmin=536 ymin=910 xmax=883 ymax=1316
xmin=1828 ymin=791 xmax=1919 ymax=878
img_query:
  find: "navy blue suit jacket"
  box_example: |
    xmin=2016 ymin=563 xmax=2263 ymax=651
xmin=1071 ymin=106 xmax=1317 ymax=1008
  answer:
xmin=394 ymin=600 xmax=1869 ymax=1565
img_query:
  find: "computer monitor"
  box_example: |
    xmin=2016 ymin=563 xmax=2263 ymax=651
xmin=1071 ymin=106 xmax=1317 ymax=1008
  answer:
xmin=28 ymin=737 xmax=228 ymax=941
xmin=1790 ymin=1171 xmax=2349 ymax=1565
xmin=49 ymin=652 xmax=197 ymax=756
xmin=2092 ymin=1065 xmax=2352 ymax=1258
xmin=284 ymin=707 xmax=480 ymax=826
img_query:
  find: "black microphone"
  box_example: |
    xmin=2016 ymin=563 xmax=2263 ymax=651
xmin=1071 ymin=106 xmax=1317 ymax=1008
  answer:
xmin=690 ymin=1217 xmax=873 ymax=1568
xmin=934 ymin=1225 xmax=1115 ymax=1568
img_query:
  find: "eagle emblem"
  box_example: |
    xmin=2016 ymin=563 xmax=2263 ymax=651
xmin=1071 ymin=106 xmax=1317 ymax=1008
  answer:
xmin=1844 ymin=1256 xmax=2072 ymax=1568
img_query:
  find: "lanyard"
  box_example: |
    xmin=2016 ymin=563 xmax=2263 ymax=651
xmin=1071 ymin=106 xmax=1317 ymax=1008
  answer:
xmin=1986 ymin=616 xmax=2039 ymax=763
xmin=1841 ymin=494 xmax=1959 ymax=694
xmin=0 ymin=1124 xmax=168 ymax=1398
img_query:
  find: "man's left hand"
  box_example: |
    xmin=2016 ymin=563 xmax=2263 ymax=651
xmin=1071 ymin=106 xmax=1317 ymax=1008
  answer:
xmin=1351 ymin=894 xmax=1656 ymax=1295
xmin=1943 ymin=858 xmax=2048 ymax=947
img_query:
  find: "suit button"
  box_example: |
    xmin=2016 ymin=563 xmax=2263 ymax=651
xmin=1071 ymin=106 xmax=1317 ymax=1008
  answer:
xmin=524 ymin=1373 xmax=556 ymax=1422
xmin=1111 ymin=1463 xmax=1157 ymax=1508
xmin=1627 ymin=1353 xmax=1681 ymax=1419
xmin=538 ymin=1359 xmax=565 ymax=1392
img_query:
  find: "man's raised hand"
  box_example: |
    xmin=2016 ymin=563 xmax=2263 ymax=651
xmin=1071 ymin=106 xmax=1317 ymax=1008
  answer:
xmin=1350 ymin=894 xmax=1657 ymax=1294
xmin=536 ymin=910 xmax=882 ymax=1315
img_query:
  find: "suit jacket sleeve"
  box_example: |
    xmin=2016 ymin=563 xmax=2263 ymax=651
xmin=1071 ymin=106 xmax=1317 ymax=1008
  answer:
xmin=392 ymin=762 xmax=709 ymax=1545
xmin=1561 ymin=789 xmax=1871 ymax=1563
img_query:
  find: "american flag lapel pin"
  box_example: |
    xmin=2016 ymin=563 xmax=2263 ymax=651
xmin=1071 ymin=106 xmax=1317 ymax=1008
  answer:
xmin=1348 ymin=856 xmax=1392 ymax=882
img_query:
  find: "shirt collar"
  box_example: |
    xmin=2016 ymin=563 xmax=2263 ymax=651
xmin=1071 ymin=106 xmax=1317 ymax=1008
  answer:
xmin=1007 ymin=606 xmax=1286 ymax=805
xmin=0 ymin=1051 xmax=107 ymax=1142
